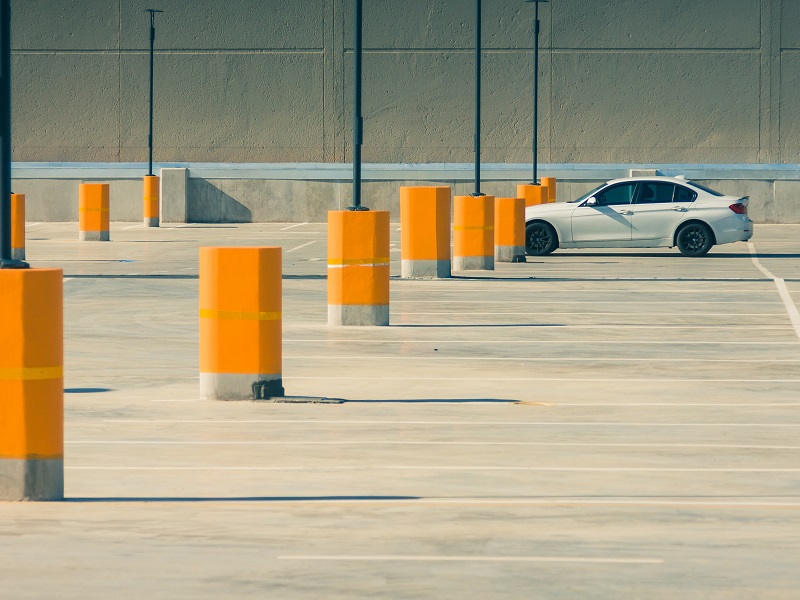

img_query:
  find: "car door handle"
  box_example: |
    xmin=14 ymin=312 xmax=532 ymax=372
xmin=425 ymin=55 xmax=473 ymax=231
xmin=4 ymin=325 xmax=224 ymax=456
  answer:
xmin=620 ymin=210 xmax=634 ymax=215
xmin=672 ymin=206 xmax=688 ymax=212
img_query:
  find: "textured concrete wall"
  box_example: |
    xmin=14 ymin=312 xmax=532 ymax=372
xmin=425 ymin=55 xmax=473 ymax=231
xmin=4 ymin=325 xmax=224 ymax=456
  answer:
xmin=9 ymin=0 xmax=797 ymax=164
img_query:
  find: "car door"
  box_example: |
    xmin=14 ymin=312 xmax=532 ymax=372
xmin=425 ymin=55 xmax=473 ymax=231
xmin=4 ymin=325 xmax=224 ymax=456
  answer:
xmin=630 ymin=182 xmax=696 ymax=242
xmin=571 ymin=182 xmax=636 ymax=244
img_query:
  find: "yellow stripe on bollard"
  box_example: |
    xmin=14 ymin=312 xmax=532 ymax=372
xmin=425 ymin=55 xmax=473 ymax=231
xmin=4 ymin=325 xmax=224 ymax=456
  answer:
xmin=200 ymin=309 xmax=282 ymax=321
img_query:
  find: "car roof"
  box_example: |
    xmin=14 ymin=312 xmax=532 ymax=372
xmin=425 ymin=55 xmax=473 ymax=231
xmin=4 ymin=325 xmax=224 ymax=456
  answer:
xmin=604 ymin=176 xmax=695 ymax=186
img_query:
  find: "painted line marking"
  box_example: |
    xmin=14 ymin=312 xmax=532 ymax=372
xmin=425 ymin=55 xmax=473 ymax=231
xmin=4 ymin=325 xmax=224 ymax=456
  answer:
xmin=746 ymin=243 xmax=798 ymax=339
xmin=65 ymin=466 xmax=800 ymax=472
xmin=277 ymin=555 xmax=663 ymax=565
xmin=283 ymin=356 xmax=800 ymax=363
xmin=102 ymin=419 xmax=800 ymax=427
xmin=122 ymin=224 xmax=144 ymax=230
xmin=281 ymin=223 xmax=309 ymax=231
xmin=284 ymin=376 xmax=800 ymax=383
xmin=395 ymin=300 xmax=783 ymax=305
xmin=385 ymin=325 xmax=797 ymax=330
xmin=284 ymin=339 xmax=799 ymax=345
xmin=285 ymin=240 xmax=316 ymax=253
xmin=65 ymin=441 xmax=800 ymax=450
xmin=398 ymin=311 xmax=787 ymax=317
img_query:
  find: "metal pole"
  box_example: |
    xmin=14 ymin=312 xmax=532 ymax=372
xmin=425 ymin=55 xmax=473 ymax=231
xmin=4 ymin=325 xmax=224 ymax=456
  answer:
xmin=473 ymin=0 xmax=482 ymax=196
xmin=0 ymin=0 xmax=25 ymax=268
xmin=532 ymin=0 xmax=540 ymax=184
xmin=349 ymin=0 xmax=366 ymax=210
xmin=146 ymin=10 xmax=162 ymax=177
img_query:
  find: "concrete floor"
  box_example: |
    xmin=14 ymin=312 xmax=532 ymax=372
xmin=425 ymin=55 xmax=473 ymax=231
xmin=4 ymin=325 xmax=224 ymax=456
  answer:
xmin=3 ymin=221 xmax=800 ymax=599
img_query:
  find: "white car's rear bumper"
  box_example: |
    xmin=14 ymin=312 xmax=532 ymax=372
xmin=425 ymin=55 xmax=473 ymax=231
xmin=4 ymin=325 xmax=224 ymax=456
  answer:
xmin=713 ymin=216 xmax=753 ymax=245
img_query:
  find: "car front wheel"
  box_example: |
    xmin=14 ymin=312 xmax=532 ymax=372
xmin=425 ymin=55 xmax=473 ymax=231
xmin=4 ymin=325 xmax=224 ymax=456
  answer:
xmin=676 ymin=223 xmax=713 ymax=257
xmin=526 ymin=222 xmax=557 ymax=256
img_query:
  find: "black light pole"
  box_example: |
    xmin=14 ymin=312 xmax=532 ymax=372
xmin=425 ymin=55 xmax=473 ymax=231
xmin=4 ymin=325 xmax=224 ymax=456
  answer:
xmin=472 ymin=0 xmax=483 ymax=197
xmin=525 ymin=0 xmax=548 ymax=185
xmin=145 ymin=9 xmax=162 ymax=177
xmin=0 ymin=0 xmax=25 ymax=269
xmin=348 ymin=0 xmax=367 ymax=211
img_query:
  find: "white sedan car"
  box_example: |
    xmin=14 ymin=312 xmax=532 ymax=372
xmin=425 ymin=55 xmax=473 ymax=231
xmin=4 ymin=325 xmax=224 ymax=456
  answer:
xmin=525 ymin=176 xmax=753 ymax=257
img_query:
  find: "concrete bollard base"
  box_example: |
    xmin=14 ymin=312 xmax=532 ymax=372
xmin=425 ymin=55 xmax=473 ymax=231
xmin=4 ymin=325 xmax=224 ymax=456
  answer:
xmin=495 ymin=245 xmax=526 ymax=263
xmin=454 ymin=256 xmax=494 ymax=271
xmin=11 ymin=248 xmax=25 ymax=261
xmin=0 ymin=459 xmax=64 ymax=501
xmin=200 ymin=373 xmax=284 ymax=401
xmin=401 ymin=259 xmax=450 ymax=279
xmin=328 ymin=304 xmax=389 ymax=326
xmin=79 ymin=231 xmax=109 ymax=242
xmin=144 ymin=217 xmax=160 ymax=227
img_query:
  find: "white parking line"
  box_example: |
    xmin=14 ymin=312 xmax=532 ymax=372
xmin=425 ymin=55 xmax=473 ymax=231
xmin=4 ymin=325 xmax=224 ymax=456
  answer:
xmin=395 ymin=312 xmax=787 ymax=317
xmin=284 ymin=339 xmax=799 ymax=345
xmin=283 ymin=355 xmax=800 ymax=363
xmin=285 ymin=240 xmax=317 ymax=253
xmin=103 ymin=419 xmax=800 ymax=426
xmin=65 ymin=466 xmax=800 ymax=472
xmin=395 ymin=300 xmax=783 ymax=305
xmin=122 ymin=224 xmax=144 ymax=230
xmin=281 ymin=223 xmax=309 ymax=231
xmin=739 ymin=243 xmax=798 ymax=339
xmin=277 ymin=555 xmax=664 ymax=565
xmin=285 ymin=376 xmax=800 ymax=383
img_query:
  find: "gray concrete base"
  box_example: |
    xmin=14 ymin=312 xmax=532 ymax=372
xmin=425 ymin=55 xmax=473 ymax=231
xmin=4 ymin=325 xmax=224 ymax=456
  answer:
xmin=328 ymin=304 xmax=389 ymax=326
xmin=200 ymin=372 xmax=284 ymax=401
xmin=11 ymin=247 xmax=25 ymax=261
xmin=144 ymin=217 xmax=160 ymax=227
xmin=0 ymin=458 xmax=64 ymax=501
xmin=453 ymin=255 xmax=494 ymax=271
xmin=495 ymin=245 xmax=526 ymax=263
xmin=401 ymin=259 xmax=450 ymax=279
xmin=79 ymin=231 xmax=109 ymax=242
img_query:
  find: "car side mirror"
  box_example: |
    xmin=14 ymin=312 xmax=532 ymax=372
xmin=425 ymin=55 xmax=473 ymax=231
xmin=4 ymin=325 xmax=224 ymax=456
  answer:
xmin=584 ymin=197 xmax=598 ymax=207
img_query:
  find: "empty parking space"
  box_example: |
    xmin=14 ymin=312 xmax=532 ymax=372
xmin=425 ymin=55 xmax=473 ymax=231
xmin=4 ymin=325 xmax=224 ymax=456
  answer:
xmin=4 ymin=223 xmax=800 ymax=598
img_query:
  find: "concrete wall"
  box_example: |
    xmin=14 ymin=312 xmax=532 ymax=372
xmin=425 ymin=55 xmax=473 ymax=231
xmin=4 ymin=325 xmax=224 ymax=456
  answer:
xmin=9 ymin=0 xmax=798 ymax=165
xmin=11 ymin=164 xmax=800 ymax=224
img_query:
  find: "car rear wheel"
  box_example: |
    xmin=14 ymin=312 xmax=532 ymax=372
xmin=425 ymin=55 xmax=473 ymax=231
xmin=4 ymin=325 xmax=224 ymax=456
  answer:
xmin=526 ymin=222 xmax=557 ymax=256
xmin=676 ymin=223 xmax=713 ymax=257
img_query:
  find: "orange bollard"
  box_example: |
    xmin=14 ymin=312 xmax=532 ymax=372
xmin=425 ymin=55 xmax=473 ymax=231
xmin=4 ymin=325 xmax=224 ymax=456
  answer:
xmin=494 ymin=197 xmax=526 ymax=263
xmin=143 ymin=175 xmax=160 ymax=227
xmin=78 ymin=183 xmax=110 ymax=241
xmin=517 ymin=183 xmax=549 ymax=207
xmin=11 ymin=193 xmax=25 ymax=260
xmin=453 ymin=195 xmax=494 ymax=271
xmin=328 ymin=210 xmax=390 ymax=326
xmin=400 ymin=186 xmax=451 ymax=279
xmin=199 ymin=247 xmax=284 ymax=400
xmin=540 ymin=177 xmax=557 ymax=203
xmin=0 ymin=268 xmax=64 ymax=501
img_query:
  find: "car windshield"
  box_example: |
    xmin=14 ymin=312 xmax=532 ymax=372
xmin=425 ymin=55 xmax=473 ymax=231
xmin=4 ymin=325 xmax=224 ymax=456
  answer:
xmin=688 ymin=181 xmax=725 ymax=197
xmin=569 ymin=184 xmax=606 ymax=204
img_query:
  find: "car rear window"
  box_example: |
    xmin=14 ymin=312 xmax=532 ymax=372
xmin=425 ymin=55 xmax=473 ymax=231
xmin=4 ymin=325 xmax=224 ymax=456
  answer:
xmin=688 ymin=182 xmax=724 ymax=197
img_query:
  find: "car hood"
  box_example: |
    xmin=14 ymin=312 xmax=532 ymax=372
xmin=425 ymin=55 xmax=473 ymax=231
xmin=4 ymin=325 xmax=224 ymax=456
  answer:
xmin=525 ymin=202 xmax=576 ymax=219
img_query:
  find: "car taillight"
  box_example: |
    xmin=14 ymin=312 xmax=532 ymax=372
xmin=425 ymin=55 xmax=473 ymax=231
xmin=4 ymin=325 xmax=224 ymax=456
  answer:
xmin=729 ymin=203 xmax=747 ymax=215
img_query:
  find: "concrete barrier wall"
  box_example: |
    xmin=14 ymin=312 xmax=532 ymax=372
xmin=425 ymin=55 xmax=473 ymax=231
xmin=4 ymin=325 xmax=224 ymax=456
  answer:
xmin=11 ymin=163 xmax=800 ymax=224
xmin=9 ymin=0 xmax=800 ymax=165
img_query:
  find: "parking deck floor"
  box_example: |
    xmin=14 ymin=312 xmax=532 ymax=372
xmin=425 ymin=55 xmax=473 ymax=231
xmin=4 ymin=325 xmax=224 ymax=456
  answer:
xmin=4 ymin=222 xmax=800 ymax=598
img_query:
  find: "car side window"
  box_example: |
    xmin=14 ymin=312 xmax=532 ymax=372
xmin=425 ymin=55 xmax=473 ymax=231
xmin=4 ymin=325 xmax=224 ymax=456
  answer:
xmin=674 ymin=185 xmax=697 ymax=203
xmin=595 ymin=183 xmax=637 ymax=206
xmin=637 ymin=183 xmax=675 ymax=204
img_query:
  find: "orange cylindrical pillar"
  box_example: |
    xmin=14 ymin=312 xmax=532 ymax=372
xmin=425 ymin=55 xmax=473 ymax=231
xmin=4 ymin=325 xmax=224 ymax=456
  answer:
xmin=453 ymin=195 xmax=494 ymax=271
xmin=0 ymin=269 xmax=64 ymax=501
xmin=199 ymin=247 xmax=284 ymax=400
xmin=400 ymin=186 xmax=451 ymax=279
xmin=11 ymin=193 xmax=25 ymax=260
xmin=328 ymin=210 xmax=390 ymax=326
xmin=517 ymin=183 xmax=549 ymax=207
xmin=494 ymin=197 xmax=526 ymax=263
xmin=540 ymin=177 xmax=557 ymax=203
xmin=79 ymin=183 xmax=110 ymax=241
xmin=143 ymin=175 xmax=160 ymax=227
